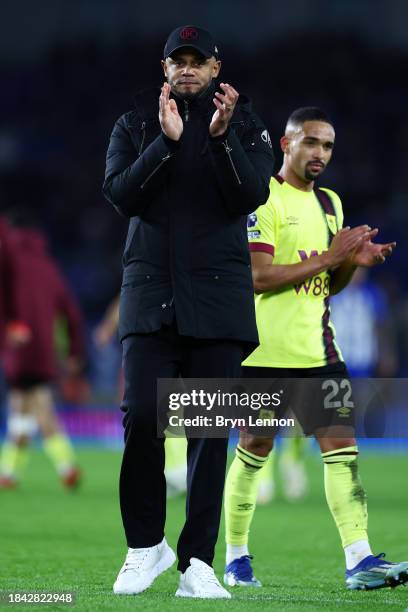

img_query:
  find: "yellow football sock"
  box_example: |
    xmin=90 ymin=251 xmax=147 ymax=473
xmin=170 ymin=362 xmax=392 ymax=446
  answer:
xmin=225 ymin=445 xmax=268 ymax=546
xmin=43 ymin=433 xmax=76 ymax=474
xmin=322 ymin=446 xmax=368 ymax=547
xmin=0 ymin=440 xmax=29 ymax=477
xmin=165 ymin=435 xmax=187 ymax=471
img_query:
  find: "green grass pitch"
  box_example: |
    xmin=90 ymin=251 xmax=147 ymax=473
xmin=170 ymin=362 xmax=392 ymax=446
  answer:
xmin=1 ymin=447 xmax=407 ymax=611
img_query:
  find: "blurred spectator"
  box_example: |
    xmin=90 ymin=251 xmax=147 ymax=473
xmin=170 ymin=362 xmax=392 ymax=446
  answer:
xmin=93 ymin=295 xmax=119 ymax=349
xmin=0 ymin=217 xmax=31 ymax=351
xmin=0 ymin=221 xmax=87 ymax=489
xmin=0 ymin=216 xmax=31 ymax=420
xmin=330 ymin=268 xmax=398 ymax=377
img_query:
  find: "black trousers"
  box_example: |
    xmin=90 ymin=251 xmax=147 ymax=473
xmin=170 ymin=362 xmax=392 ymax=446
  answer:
xmin=120 ymin=323 xmax=244 ymax=573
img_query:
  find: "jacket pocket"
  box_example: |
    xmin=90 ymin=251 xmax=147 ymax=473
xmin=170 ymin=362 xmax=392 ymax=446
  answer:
xmin=122 ymin=274 xmax=154 ymax=289
xmin=122 ymin=272 xmax=169 ymax=289
xmin=119 ymin=275 xmax=173 ymax=339
xmin=192 ymin=271 xmax=253 ymax=290
xmin=121 ymin=273 xmax=172 ymax=310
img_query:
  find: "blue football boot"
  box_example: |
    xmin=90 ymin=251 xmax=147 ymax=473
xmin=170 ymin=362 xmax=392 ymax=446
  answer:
xmin=224 ymin=555 xmax=262 ymax=587
xmin=346 ymin=553 xmax=408 ymax=590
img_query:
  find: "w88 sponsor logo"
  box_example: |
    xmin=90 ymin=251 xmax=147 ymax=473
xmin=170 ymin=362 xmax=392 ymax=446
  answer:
xmin=294 ymin=276 xmax=330 ymax=296
xmin=294 ymin=249 xmax=330 ymax=296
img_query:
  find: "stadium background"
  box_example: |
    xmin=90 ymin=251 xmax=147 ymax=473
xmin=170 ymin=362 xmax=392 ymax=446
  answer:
xmin=1 ymin=1 xmax=408 ymax=609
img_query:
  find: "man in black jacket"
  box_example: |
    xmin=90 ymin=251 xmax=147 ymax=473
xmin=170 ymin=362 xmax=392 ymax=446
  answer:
xmin=103 ymin=25 xmax=274 ymax=599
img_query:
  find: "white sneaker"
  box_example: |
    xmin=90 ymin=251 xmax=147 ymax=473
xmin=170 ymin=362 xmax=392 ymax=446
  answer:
xmin=176 ymin=558 xmax=231 ymax=599
xmin=113 ymin=537 xmax=176 ymax=595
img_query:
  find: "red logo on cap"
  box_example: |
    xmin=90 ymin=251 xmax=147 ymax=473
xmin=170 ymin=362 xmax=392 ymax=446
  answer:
xmin=180 ymin=26 xmax=198 ymax=40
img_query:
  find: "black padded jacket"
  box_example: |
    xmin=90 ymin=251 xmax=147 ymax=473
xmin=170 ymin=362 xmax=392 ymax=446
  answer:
xmin=103 ymin=82 xmax=274 ymax=349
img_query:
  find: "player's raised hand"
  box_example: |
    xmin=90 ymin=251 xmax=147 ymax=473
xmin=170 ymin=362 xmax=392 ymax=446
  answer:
xmin=159 ymin=83 xmax=183 ymax=141
xmin=209 ymin=83 xmax=239 ymax=137
xmin=326 ymin=225 xmax=371 ymax=267
xmin=351 ymin=229 xmax=396 ymax=266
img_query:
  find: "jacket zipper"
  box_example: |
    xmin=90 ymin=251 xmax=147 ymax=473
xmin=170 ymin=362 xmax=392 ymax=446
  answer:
xmin=140 ymin=152 xmax=172 ymax=189
xmin=184 ymin=100 xmax=189 ymax=122
xmin=138 ymin=121 xmax=146 ymax=155
xmin=222 ymin=140 xmax=242 ymax=185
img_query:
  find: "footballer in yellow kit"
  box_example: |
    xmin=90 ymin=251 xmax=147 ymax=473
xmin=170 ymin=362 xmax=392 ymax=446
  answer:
xmin=245 ymin=177 xmax=344 ymax=368
xmin=223 ymin=107 xmax=404 ymax=592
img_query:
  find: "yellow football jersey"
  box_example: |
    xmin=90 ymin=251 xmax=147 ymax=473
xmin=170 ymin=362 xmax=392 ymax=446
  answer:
xmin=244 ymin=175 xmax=344 ymax=368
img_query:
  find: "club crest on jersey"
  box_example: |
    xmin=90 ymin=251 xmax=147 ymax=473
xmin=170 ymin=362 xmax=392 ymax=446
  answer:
xmin=326 ymin=214 xmax=338 ymax=235
xmin=247 ymin=212 xmax=257 ymax=228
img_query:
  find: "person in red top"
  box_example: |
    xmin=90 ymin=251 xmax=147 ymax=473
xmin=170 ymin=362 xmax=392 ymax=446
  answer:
xmin=0 ymin=222 xmax=85 ymax=489
xmin=0 ymin=217 xmax=31 ymax=352
xmin=0 ymin=216 xmax=31 ymax=433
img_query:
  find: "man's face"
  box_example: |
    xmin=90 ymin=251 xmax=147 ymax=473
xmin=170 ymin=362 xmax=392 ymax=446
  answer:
xmin=162 ymin=50 xmax=221 ymax=99
xmin=281 ymin=120 xmax=335 ymax=183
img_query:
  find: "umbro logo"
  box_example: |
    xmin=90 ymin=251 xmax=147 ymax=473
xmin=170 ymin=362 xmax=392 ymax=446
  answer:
xmin=238 ymin=503 xmax=254 ymax=511
xmin=287 ymin=216 xmax=299 ymax=225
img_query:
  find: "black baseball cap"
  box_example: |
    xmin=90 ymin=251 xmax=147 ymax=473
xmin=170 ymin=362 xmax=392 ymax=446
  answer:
xmin=163 ymin=25 xmax=219 ymax=60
